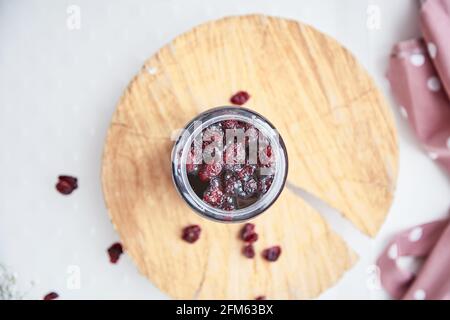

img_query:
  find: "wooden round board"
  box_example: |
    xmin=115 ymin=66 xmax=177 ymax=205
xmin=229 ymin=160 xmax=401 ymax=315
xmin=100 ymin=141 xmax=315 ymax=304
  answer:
xmin=102 ymin=15 xmax=398 ymax=299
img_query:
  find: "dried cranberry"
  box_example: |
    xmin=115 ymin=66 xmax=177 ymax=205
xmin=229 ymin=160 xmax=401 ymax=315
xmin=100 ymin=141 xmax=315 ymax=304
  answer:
xmin=242 ymin=244 xmax=255 ymax=258
xmin=198 ymin=162 xmax=223 ymax=182
xmin=230 ymin=91 xmax=250 ymax=105
xmin=255 ymin=296 xmax=266 ymax=300
xmin=56 ymin=180 xmax=73 ymax=194
xmin=245 ymin=232 xmax=258 ymax=243
xmin=43 ymin=292 xmax=59 ymax=300
xmin=59 ymin=175 xmax=77 ymax=186
xmin=265 ymin=145 xmax=272 ymax=158
xmin=182 ymin=225 xmax=201 ymax=243
xmin=241 ymin=223 xmax=255 ymax=235
xmin=240 ymin=223 xmax=258 ymax=243
xmin=262 ymin=246 xmax=282 ymax=262
xmin=203 ymin=185 xmax=225 ymax=207
xmin=55 ymin=175 xmax=78 ymax=195
xmin=107 ymin=242 xmax=123 ymax=264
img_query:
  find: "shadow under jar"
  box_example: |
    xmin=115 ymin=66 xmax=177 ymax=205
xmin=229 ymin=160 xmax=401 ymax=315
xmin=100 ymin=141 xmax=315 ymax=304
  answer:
xmin=171 ymin=107 xmax=288 ymax=222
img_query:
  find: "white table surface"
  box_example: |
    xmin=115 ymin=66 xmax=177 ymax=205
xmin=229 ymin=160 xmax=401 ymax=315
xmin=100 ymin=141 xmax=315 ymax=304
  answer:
xmin=1 ymin=0 xmax=449 ymax=300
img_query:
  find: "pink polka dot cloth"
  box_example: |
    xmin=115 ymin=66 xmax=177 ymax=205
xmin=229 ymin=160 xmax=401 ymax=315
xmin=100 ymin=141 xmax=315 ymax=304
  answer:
xmin=387 ymin=0 xmax=450 ymax=172
xmin=377 ymin=218 xmax=450 ymax=300
xmin=378 ymin=0 xmax=450 ymax=300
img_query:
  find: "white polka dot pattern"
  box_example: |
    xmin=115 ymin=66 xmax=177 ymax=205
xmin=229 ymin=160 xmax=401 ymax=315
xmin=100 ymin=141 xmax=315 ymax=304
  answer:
xmin=388 ymin=244 xmax=398 ymax=260
xmin=400 ymin=106 xmax=408 ymax=119
xmin=414 ymin=289 xmax=426 ymax=300
xmin=427 ymin=77 xmax=441 ymax=92
xmin=408 ymin=227 xmax=423 ymax=242
xmin=410 ymin=54 xmax=425 ymax=67
xmin=427 ymin=42 xmax=437 ymax=59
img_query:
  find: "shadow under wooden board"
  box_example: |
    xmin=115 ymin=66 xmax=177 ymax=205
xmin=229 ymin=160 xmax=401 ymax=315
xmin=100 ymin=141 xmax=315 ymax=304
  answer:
xmin=102 ymin=15 xmax=398 ymax=299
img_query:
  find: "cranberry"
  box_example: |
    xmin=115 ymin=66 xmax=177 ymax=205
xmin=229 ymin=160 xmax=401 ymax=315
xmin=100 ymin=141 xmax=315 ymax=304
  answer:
xmin=245 ymin=232 xmax=258 ymax=243
xmin=198 ymin=162 xmax=223 ymax=182
xmin=107 ymin=242 xmax=123 ymax=264
xmin=262 ymin=246 xmax=282 ymax=262
xmin=55 ymin=175 xmax=78 ymax=195
xmin=255 ymin=296 xmax=266 ymax=300
xmin=203 ymin=184 xmax=225 ymax=207
xmin=240 ymin=223 xmax=258 ymax=243
xmin=182 ymin=225 xmax=201 ymax=243
xmin=230 ymin=91 xmax=250 ymax=105
xmin=241 ymin=223 xmax=255 ymax=235
xmin=242 ymin=244 xmax=255 ymax=258
xmin=265 ymin=145 xmax=272 ymax=158
xmin=43 ymin=292 xmax=59 ymax=300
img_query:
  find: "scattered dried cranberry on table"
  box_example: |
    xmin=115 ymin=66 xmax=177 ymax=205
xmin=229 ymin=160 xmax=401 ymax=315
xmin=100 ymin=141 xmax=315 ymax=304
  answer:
xmin=107 ymin=242 xmax=123 ymax=263
xmin=242 ymin=244 xmax=255 ymax=258
xmin=43 ymin=292 xmax=59 ymax=300
xmin=240 ymin=223 xmax=258 ymax=243
xmin=182 ymin=225 xmax=201 ymax=243
xmin=230 ymin=91 xmax=251 ymax=105
xmin=255 ymin=295 xmax=266 ymax=300
xmin=239 ymin=223 xmax=258 ymax=258
xmin=262 ymin=246 xmax=282 ymax=262
xmin=55 ymin=175 xmax=78 ymax=195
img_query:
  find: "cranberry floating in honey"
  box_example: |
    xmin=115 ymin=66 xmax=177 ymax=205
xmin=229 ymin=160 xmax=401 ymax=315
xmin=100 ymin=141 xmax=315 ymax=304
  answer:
xmin=172 ymin=107 xmax=288 ymax=222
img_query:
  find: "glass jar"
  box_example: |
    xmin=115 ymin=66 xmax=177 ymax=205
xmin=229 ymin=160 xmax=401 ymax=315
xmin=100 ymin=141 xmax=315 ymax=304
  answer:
xmin=171 ymin=106 xmax=288 ymax=222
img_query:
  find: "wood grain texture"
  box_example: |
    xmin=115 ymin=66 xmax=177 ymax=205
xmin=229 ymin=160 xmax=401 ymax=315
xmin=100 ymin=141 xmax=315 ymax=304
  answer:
xmin=102 ymin=15 xmax=398 ymax=299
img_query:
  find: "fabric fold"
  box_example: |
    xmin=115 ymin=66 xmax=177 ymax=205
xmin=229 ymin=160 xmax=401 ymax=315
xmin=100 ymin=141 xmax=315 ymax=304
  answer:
xmin=387 ymin=0 xmax=450 ymax=173
xmin=378 ymin=0 xmax=450 ymax=300
xmin=377 ymin=219 xmax=450 ymax=300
